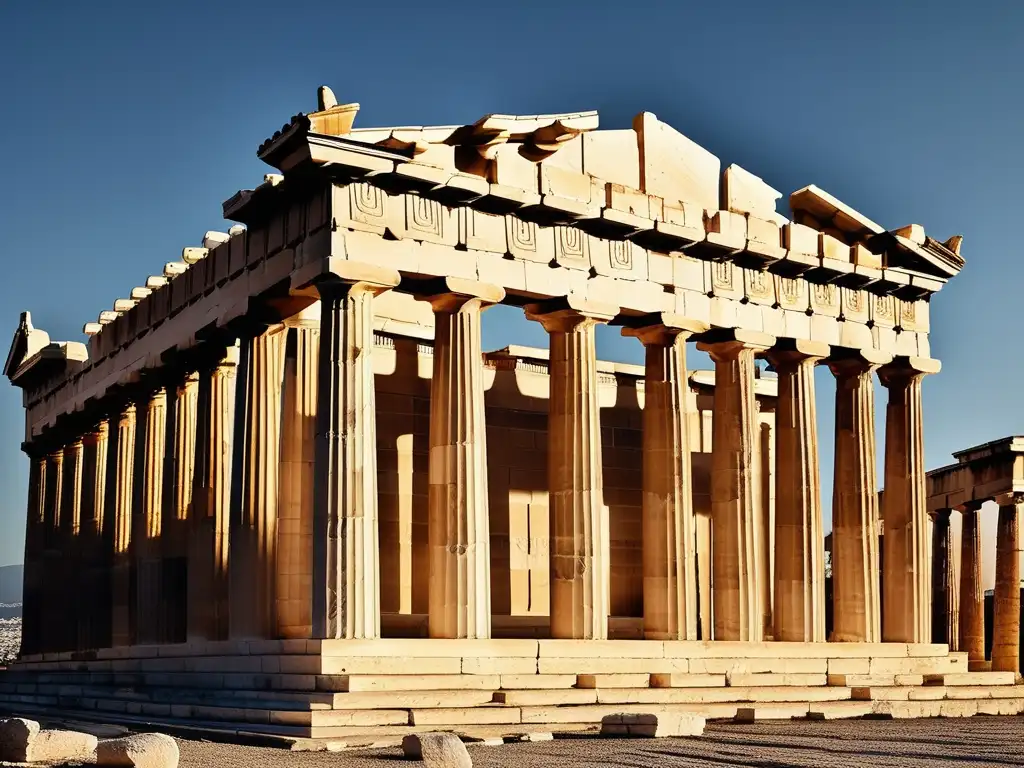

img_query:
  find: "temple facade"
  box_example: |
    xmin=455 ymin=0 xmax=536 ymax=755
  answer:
xmin=928 ymin=437 xmax=1024 ymax=674
xmin=2 ymin=88 xmax=998 ymax=739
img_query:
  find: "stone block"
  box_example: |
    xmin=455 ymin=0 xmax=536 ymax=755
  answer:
xmin=722 ymin=165 xmax=780 ymax=219
xmin=596 ymin=685 xmax=850 ymax=705
xmin=726 ymin=673 xmax=826 ymax=687
xmin=734 ymin=704 xmax=809 ymax=721
xmin=462 ymin=657 xmax=537 ymax=675
xmin=634 ymin=112 xmax=720 ymax=211
xmin=310 ymin=710 xmax=409 ymax=727
xmin=868 ymin=656 xmax=966 ymax=675
xmin=807 ymin=701 xmax=874 ymax=720
xmin=0 ymin=717 xmax=39 ymax=762
xmin=332 ymin=690 xmax=497 ymax=710
xmin=944 ymin=685 xmax=1024 ymax=700
xmin=600 ymin=712 xmax=705 ymax=738
xmin=496 ymin=674 xmax=574 ymax=690
xmin=96 ymin=733 xmax=178 ymax=768
xmin=410 ymin=707 xmax=522 ymax=726
xmin=650 ymin=673 xmax=727 ymax=688
xmin=327 ymin=674 xmax=499 ymax=693
xmin=537 ymin=658 xmax=689 ymax=675
xmin=538 ymin=640 xmax=662 ymax=659
xmin=494 ymin=689 xmax=597 ymax=706
xmin=576 ymin=674 xmax=651 ymax=689
xmin=852 ymin=685 xmax=946 ymax=701
xmin=402 ymin=732 xmax=472 ymax=768
xmin=925 ymin=672 xmax=1016 ymax=686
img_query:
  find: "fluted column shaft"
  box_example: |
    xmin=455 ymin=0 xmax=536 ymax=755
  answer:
xmin=229 ymin=327 xmax=287 ymax=639
xmin=879 ymin=358 xmax=939 ymax=643
xmin=697 ymin=330 xmax=774 ymax=641
xmin=59 ymin=440 xmax=84 ymax=651
xmin=624 ymin=314 xmax=705 ymax=641
xmin=134 ymin=389 xmax=167 ymax=644
xmin=768 ymin=340 xmax=827 ymax=643
xmin=958 ymin=502 xmax=985 ymax=662
xmin=40 ymin=448 xmax=63 ymax=652
xmin=931 ymin=509 xmax=958 ymax=646
xmin=111 ymin=404 xmax=137 ymax=647
xmin=526 ymin=298 xmax=616 ymax=640
xmin=992 ymin=495 xmax=1022 ymax=674
xmin=20 ymin=452 xmax=46 ymax=656
xmin=80 ymin=423 xmax=110 ymax=650
xmin=313 ymin=266 xmax=399 ymax=640
xmin=188 ymin=348 xmax=238 ymax=641
xmin=421 ymin=280 xmax=504 ymax=639
xmin=277 ymin=323 xmax=319 ymax=639
xmin=829 ymin=352 xmax=886 ymax=642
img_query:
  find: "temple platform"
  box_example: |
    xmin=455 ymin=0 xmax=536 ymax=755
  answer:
xmin=0 ymin=640 xmax=1018 ymax=742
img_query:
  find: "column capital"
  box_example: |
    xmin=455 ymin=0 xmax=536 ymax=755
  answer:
xmin=827 ymin=347 xmax=893 ymax=378
xmin=524 ymin=295 xmax=617 ymax=333
xmin=621 ymin=312 xmax=708 ymax=347
xmin=414 ymin=277 xmax=506 ymax=313
xmin=958 ymin=499 xmax=987 ymax=513
xmin=765 ymin=338 xmax=830 ymax=371
xmin=930 ymin=507 xmax=953 ymax=522
xmin=878 ymin=356 xmax=942 ymax=387
xmin=695 ymin=328 xmax=774 ymax=361
xmin=292 ymin=257 xmax=401 ymax=296
xmin=996 ymin=491 xmax=1024 ymax=507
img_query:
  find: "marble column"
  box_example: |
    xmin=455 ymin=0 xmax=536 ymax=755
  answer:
xmin=20 ymin=450 xmax=46 ymax=656
xmin=277 ymin=320 xmax=319 ymax=639
xmin=992 ymin=494 xmax=1022 ymax=674
xmin=526 ymin=297 xmax=617 ymax=640
xmin=879 ymin=357 xmax=940 ymax=644
xmin=229 ymin=327 xmax=287 ymax=639
xmin=419 ymin=278 xmax=504 ymax=639
xmin=767 ymin=339 xmax=828 ymax=643
xmin=312 ymin=264 xmax=400 ymax=639
xmin=930 ymin=508 xmax=958 ymax=646
xmin=958 ymin=501 xmax=985 ymax=663
xmin=828 ymin=350 xmax=889 ymax=643
xmin=111 ymin=403 xmax=137 ymax=647
xmin=165 ymin=373 xmax=198 ymax=642
xmin=41 ymin=448 xmax=63 ymax=652
xmin=188 ymin=346 xmax=238 ymax=641
xmin=60 ymin=439 xmax=84 ymax=650
xmin=696 ymin=329 xmax=774 ymax=642
xmin=623 ymin=313 xmax=706 ymax=641
xmin=134 ymin=389 xmax=167 ymax=644
xmin=80 ymin=422 xmax=110 ymax=650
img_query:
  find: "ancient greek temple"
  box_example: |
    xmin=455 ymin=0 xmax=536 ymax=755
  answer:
xmin=928 ymin=437 xmax=1024 ymax=675
xmin=3 ymin=87 xmax=1004 ymax=740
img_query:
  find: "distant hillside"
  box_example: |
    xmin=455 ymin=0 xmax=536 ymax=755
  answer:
xmin=0 ymin=564 xmax=23 ymax=604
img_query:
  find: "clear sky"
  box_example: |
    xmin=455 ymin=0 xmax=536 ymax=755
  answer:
xmin=0 ymin=0 xmax=1020 ymax=568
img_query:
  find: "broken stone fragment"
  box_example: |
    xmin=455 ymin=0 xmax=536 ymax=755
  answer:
xmin=600 ymin=712 xmax=705 ymax=738
xmin=401 ymin=732 xmax=472 ymax=768
xmin=27 ymin=729 xmax=98 ymax=763
xmin=96 ymin=732 xmax=180 ymax=768
xmin=0 ymin=717 xmax=39 ymax=762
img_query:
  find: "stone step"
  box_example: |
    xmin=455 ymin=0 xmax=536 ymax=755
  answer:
xmin=943 ymin=685 xmax=1024 ymax=700
xmin=867 ymin=656 xmax=967 ymax=675
xmin=498 ymin=674 xmax=576 ymax=690
xmin=576 ymin=674 xmax=649 ymax=689
xmin=826 ymin=674 xmax=923 ymax=687
xmin=492 ymin=689 xmax=597 ymax=707
xmin=593 ymin=686 xmax=851 ymax=705
xmin=726 ymin=673 xmax=826 ymax=687
xmin=924 ymin=672 xmax=1016 ymax=686
xmin=409 ymin=707 xmax=523 ymax=726
xmin=520 ymin=703 xmax=741 ymax=724
xmin=329 ymin=691 xmax=498 ymax=710
xmin=807 ymin=701 xmax=875 ymax=720
xmin=852 ymin=686 xmax=947 ymax=701
xmin=650 ymin=674 xmax=727 ymax=688
xmin=317 ymin=674 xmax=500 ymax=692
xmin=734 ymin=703 xmax=810 ymax=721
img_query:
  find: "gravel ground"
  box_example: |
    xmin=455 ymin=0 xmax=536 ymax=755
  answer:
xmin=0 ymin=613 xmax=19 ymax=665
xmin=171 ymin=718 xmax=1024 ymax=768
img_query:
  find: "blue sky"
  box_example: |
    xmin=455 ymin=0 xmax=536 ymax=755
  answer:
xmin=0 ymin=0 xmax=1020 ymax=567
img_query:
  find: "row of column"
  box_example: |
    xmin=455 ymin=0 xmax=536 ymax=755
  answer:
xmin=933 ymin=496 xmax=1024 ymax=674
xmin=21 ymin=262 xmax=938 ymax=650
